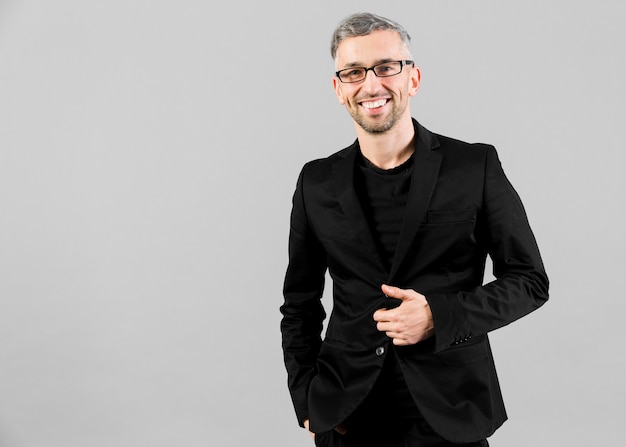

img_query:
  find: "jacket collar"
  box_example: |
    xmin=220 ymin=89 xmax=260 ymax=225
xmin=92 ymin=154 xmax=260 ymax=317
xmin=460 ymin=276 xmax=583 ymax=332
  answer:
xmin=331 ymin=119 xmax=442 ymax=280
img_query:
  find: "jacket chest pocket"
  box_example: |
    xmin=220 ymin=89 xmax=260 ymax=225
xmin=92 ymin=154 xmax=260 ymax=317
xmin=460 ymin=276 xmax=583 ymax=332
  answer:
xmin=412 ymin=208 xmax=480 ymax=270
xmin=423 ymin=207 xmax=477 ymax=225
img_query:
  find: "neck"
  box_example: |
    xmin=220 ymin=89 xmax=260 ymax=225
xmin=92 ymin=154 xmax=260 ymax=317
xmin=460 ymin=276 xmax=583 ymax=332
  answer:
xmin=355 ymin=117 xmax=416 ymax=170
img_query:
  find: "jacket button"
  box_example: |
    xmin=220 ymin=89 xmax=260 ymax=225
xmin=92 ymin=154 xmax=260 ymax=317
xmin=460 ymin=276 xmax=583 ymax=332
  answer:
xmin=375 ymin=346 xmax=385 ymax=356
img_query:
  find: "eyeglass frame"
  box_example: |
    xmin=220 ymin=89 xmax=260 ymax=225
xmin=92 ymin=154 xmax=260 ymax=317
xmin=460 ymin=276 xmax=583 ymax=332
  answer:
xmin=335 ymin=60 xmax=415 ymax=84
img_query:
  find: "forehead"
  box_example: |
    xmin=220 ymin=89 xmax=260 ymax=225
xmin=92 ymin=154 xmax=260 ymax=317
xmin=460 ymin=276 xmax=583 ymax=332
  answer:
xmin=335 ymin=30 xmax=408 ymax=67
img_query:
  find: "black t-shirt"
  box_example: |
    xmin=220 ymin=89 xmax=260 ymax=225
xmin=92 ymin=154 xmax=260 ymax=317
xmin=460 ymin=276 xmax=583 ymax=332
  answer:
xmin=355 ymin=150 xmax=414 ymax=272
xmin=353 ymin=149 xmax=421 ymax=418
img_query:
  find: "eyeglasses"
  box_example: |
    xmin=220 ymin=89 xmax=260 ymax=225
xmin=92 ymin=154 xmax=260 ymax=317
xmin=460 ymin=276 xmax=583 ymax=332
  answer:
xmin=335 ymin=60 xmax=414 ymax=84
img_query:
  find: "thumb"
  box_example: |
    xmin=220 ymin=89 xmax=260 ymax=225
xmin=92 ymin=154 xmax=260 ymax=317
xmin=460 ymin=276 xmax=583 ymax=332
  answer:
xmin=381 ymin=284 xmax=413 ymax=301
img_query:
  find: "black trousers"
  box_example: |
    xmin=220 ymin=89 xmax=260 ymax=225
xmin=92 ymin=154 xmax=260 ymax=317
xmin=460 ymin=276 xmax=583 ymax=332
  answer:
xmin=315 ymin=422 xmax=488 ymax=447
xmin=314 ymin=348 xmax=489 ymax=447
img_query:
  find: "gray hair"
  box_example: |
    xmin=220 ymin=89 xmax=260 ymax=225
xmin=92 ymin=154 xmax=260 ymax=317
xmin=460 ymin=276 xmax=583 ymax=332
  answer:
xmin=330 ymin=12 xmax=412 ymax=60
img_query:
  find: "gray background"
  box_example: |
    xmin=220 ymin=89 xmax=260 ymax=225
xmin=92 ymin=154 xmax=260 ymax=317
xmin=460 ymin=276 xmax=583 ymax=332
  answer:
xmin=1 ymin=0 xmax=624 ymax=446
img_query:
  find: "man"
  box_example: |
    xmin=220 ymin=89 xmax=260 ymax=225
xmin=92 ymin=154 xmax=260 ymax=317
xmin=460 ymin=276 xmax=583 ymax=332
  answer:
xmin=280 ymin=12 xmax=548 ymax=447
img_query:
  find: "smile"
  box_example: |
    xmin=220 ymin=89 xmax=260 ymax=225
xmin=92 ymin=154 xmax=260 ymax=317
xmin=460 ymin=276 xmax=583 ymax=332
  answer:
xmin=361 ymin=99 xmax=388 ymax=109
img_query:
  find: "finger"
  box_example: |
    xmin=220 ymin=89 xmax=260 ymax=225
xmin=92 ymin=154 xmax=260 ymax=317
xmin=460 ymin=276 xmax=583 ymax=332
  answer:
xmin=373 ymin=308 xmax=392 ymax=322
xmin=391 ymin=336 xmax=410 ymax=346
xmin=381 ymin=284 xmax=412 ymax=301
xmin=383 ymin=331 xmax=409 ymax=345
xmin=376 ymin=321 xmax=394 ymax=332
xmin=374 ymin=307 xmax=403 ymax=326
xmin=373 ymin=309 xmax=383 ymax=321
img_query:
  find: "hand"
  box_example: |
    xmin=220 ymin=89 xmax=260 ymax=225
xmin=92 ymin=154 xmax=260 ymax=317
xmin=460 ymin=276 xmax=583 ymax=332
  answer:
xmin=373 ymin=284 xmax=435 ymax=346
xmin=303 ymin=418 xmax=315 ymax=441
xmin=303 ymin=418 xmax=347 ymax=441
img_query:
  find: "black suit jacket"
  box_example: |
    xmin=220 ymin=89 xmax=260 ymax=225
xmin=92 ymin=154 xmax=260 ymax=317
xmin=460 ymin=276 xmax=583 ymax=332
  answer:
xmin=280 ymin=120 xmax=549 ymax=443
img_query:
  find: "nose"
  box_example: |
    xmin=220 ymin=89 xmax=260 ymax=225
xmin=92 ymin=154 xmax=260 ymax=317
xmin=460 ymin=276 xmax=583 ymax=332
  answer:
xmin=361 ymin=69 xmax=383 ymax=92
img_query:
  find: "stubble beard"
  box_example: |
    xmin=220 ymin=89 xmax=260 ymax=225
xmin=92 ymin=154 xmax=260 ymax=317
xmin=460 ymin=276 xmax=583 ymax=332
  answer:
xmin=350 ymin=98 xmax=403 ymax=134
xmin=354 ymin=113 xmax=397 ymax=133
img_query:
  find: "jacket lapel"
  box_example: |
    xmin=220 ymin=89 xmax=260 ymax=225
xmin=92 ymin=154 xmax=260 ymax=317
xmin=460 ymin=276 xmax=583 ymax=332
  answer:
xmin=389 ymin=122 xmax=442 ymax=280
xmin=332 ymin=144 xmax=386 ymax=271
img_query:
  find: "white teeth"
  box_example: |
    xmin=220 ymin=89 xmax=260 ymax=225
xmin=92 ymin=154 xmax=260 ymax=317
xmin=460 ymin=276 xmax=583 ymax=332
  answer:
xmin=362 ymin=99 xmax=387 ymax=109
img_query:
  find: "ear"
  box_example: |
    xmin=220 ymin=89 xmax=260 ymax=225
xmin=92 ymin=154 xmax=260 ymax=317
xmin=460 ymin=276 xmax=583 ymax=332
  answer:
xmin=332 ymin=76 xmax=346 ymax=105
xmin=408 ymin=66 xmax=421 ymax=97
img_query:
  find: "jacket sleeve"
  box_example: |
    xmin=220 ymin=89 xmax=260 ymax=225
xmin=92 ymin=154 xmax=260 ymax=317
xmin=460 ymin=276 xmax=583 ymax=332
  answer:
xmin=280 ymin=166 xmax=327 ymax=426
xmin=428 ymin=145 xmax=549 ymax=353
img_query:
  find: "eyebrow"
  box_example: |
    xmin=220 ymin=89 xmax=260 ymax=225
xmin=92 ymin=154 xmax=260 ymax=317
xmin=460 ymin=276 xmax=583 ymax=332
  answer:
xmin=341 ymin=58 xmax=397 ymax=69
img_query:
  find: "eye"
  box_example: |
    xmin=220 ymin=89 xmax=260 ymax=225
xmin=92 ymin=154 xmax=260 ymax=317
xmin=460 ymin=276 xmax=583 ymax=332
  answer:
xmin=376 ymin=63 xmax=395 ymax=73
xmin=344 ymin=68 xmax=364 ymax=78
